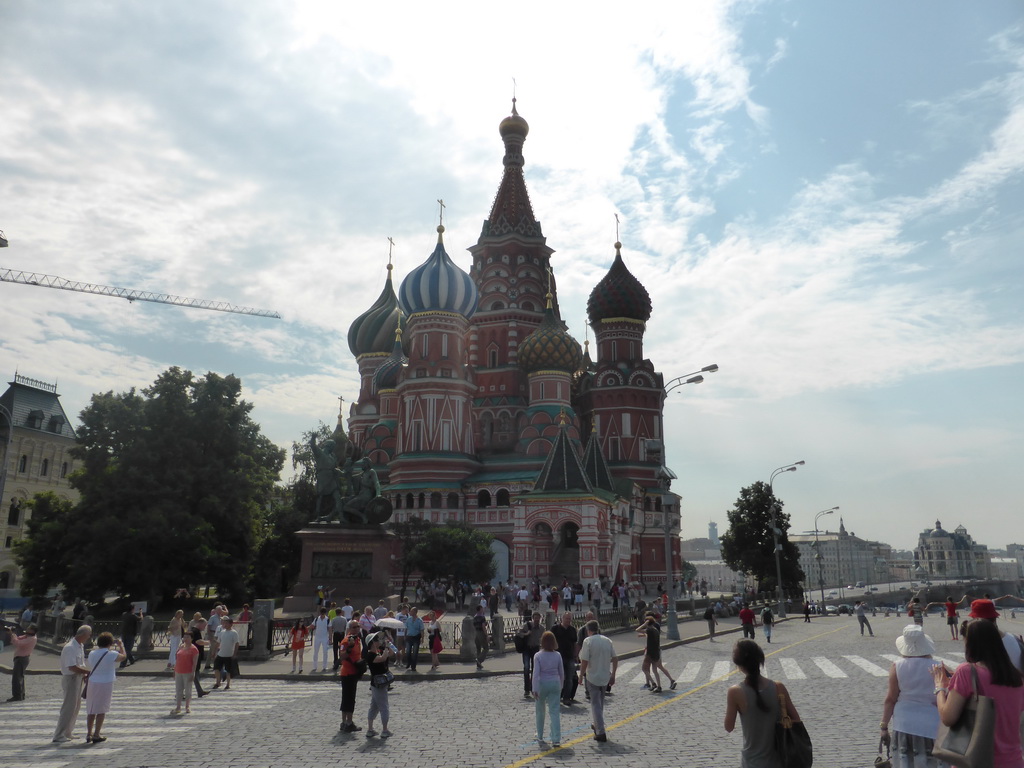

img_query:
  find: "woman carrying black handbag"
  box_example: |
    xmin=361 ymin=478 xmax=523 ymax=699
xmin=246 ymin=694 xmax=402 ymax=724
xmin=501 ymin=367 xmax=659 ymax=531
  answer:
xmin=725 ymin=639 xmax=808 ymax=767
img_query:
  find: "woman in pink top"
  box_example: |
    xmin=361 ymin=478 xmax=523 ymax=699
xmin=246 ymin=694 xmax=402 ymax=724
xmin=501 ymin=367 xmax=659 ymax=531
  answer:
xmin=933 ymin=619 xmax=1024 ymax=768
xmin=532 ymin=631 xmax=565 ymax=747
xmin=171 ymin=632 xmax=200 ymax=715
xmin=9 ymin=624 xmax=37 ymax=701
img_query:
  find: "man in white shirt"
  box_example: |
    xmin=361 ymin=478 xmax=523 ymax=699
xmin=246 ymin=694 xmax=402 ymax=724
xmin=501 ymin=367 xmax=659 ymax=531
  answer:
xmin=53 ymin=625 xmax=92 ymax=743
xmin=340 ymin=598 xmax=355 ymax=621
xmin=213 ymin=617 xmax=240 ymax=690
xmin=311 ymin=607 xmax=332 ymax=673
xmin=579 ymin=620 xmax=617 ymax=742
xmin=204 ymin=606 xmax=223 ymax=670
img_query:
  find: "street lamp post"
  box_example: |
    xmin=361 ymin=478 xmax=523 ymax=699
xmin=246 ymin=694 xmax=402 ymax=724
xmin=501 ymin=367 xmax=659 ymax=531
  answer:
xmin=813 ymin=506 xmax=838 ymax=604
xmin=768 ymin=461 xmax=805 ymax=618
xmin=661 ymin=496 xmax=680 ymax=640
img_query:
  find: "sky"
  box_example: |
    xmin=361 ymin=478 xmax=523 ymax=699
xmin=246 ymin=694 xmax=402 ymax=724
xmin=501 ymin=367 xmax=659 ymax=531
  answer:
xmin=1 ymin=2 xmax=1022 ymax=553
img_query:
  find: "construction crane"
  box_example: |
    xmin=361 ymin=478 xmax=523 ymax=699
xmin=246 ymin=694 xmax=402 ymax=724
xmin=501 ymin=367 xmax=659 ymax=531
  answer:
xmin=1 ymin=266 xmax=281 ymax=319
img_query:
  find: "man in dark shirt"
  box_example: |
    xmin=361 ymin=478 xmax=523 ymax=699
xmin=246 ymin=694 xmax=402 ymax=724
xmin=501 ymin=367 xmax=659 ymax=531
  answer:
xmin=551 ymin=611 xmax=578 ymax=704
xmin=472 ymin=606 xmax=488 ymax=670
xmin=119 ymin=607 xmax=140 ymax=668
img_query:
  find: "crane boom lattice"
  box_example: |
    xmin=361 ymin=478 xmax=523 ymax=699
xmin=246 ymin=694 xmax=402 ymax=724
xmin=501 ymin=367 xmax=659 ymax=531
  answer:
xmin=1 ymin=267 xmax=281 ymax=319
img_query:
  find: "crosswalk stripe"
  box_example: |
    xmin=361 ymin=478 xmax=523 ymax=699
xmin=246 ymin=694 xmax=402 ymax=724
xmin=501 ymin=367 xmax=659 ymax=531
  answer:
xmin=778 ymin=658 xmax=805 ymax=679
xmin=711 ymin=661 xmax=732 ymax=679
xmin=842 ymin=655 xmax=889 ymax=677
xmin=812 ymin=657 xmax=847 ymax=678
xmin=678 ymin=661 xmax=702 ymax=682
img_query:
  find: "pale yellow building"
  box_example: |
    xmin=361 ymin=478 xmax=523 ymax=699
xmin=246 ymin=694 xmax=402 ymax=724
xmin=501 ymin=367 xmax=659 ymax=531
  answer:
xmin=0 ymin=373 xmax=80 ymax=593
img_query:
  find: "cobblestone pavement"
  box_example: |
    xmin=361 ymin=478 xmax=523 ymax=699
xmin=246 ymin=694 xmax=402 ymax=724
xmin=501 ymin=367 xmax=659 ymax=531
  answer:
xmin=3 ymin=613 xmax=1020 ymax=768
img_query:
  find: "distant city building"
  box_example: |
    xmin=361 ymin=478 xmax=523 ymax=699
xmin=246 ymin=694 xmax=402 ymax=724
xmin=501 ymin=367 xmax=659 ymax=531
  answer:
xmin=914 ymin=520 xmax=991 ymax=580
xmin=790 ymin=518 xmax=892 ymax=591
xmin=687 ymin=560 xmax=747 ymax=595
xmin=0 ymin=373 xmax=80 ymax=592
xmin=708 ymin=521 xmax=719 ymax=548
xmin=989 ymin=557 xmax=1019 ymax=582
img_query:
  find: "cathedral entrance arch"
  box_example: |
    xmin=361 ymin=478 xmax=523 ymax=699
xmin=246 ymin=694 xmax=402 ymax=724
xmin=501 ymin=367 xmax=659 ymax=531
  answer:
xmin=551 ymin=522 xmax=580 ymax=584
xmin=490 ymin=539 xmax=510 ymax=585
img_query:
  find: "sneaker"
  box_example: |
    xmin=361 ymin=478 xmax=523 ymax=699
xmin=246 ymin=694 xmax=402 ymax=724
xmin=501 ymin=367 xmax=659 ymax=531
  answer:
xmin=552 ymin=742 xmax=561 ymax=748
xmin=595 ymin=733 xmax=608 ymax=743
xmin=291 ymin=668 xmax=296 ymax=674
xmin=670 ymin=681 xmax=677 ymax=690
xmin=298 ymin=668 xmax=303 ymax=673
xmin=365 ymin=729 xmax=378 ymax=738
xmin=380 ymin=730 xmax=393 ymax=738
xmin=641 ymin=683 xmax=650 ymax=690
xmin=348 ymin=724 xmax=362 ymax=732
xmin=524 ymin=692 xmax=532 ymax=699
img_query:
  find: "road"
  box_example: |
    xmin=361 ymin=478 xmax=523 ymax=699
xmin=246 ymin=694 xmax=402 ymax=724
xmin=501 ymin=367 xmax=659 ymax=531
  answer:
xmin=4 ymin=612 xmax=1020 ymax=768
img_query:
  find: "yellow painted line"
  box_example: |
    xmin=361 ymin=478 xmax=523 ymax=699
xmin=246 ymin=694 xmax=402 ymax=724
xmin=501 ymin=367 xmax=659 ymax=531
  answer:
xmin=503 ymin=624 xmax=848 ymax=768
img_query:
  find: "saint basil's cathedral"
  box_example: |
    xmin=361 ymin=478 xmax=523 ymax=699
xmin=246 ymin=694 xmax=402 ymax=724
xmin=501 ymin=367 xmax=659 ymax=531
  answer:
xmin=343 ymin=103 xmax=681 ymax=589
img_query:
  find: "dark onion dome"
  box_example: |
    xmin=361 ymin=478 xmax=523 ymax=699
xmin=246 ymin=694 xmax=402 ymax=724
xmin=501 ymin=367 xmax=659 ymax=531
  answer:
xmin=518 ymin=295 xmax=583 ymax=373
xmin=347 ymin=262 xmax=405 ymax=357
xmin=586 ymin=241 xmax=652 ymax=324
xmin=398 ymin=225 xmax=479 ymax=318
xmin=373 ymin=327 xmax=408 ymax=393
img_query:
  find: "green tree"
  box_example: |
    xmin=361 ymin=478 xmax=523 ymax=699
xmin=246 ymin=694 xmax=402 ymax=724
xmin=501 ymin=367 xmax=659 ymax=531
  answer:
xmin=17 ymin=368 xmax=284 ymax=606
xmin=13 ymin=492 xmax=76 ymax=598
xmin=410 ymin=522 xmax=496 ymax=586
xmin=388 ymin=515 xmax=436 ymax=601
xmin=719 ymin=481 xmax=804 ymax=597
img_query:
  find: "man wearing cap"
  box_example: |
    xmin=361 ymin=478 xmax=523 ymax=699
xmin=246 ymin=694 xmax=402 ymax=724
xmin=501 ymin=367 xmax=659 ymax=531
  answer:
xmin=212 ymin=617 xmax=240 ymax=690
xmin=968 ymin=598 xmax=1023 ymax=671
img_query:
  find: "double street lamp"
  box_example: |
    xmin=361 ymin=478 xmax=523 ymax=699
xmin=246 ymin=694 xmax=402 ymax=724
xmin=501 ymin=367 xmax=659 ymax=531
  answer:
xmin=659 ymin=363 xmax=718 ymax=640
xmin=813 ymin=506 xmax=839 ymax=604
xmin=768 ymin=460 xmax=804 ymax=618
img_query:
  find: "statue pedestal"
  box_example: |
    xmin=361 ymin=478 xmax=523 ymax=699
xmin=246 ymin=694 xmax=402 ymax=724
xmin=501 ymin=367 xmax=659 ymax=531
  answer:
xmin=283 ymin=525 xmax=397 ymax=614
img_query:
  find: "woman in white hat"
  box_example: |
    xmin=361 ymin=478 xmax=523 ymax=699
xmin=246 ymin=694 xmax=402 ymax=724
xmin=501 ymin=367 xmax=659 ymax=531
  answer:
xmin=880 ymin=625 xmax=943 ymax=767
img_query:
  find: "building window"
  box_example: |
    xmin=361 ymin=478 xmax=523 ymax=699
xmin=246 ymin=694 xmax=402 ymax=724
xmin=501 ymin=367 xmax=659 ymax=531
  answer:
xmin=41 ymin=458 xmax=49 ymax=476
xmin=3 ymin=539 xmax=11 ymax=551
xmin=447 ymin=493 xmax=459 ymax=509
xmin=18 ymin=455 xmax=27 ymax=473
xmin=489 ymin=349 xmax=499 ymax=368
xmin=61 ymin=462 xmax=68 ymax=478
xmin=7 ymin=502 xmax=19 ymax=527
xmin=430 ymin=492 xmax=442 ymax=508
xmin=478 ymin=490 xmax=491 ymax=508
xmin=421 ymin=333 xmax=429 ymax=358
xmin=395 ymin=494 xmax=402 ymax=509
xmin=441 ymin=334 xmax=448 ymax=358
xmin=622 ymin=413 xmax=631 ymax=437
xmin=417 ymin=493 xmax=426 ymax=509
xmin=496 ymin=489 xmax=510 ymax=506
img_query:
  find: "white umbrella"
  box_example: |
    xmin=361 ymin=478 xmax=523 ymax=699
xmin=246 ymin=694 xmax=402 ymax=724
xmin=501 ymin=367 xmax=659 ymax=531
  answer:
xmin=375 ymin=617 xmax=405 ymax=630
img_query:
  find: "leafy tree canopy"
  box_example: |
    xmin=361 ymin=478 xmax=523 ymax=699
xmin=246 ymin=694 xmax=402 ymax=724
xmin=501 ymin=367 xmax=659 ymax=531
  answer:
xmin=389 ymin=516 xmax=436 ymax=600
xmin=13 ymin=492 xmax=76 ymax=598
xmin=17 ymin=367 xmax=284 ymax=605
xmin=409 ymin=521 xmax=496 ymax=586
xmin=719 ymin=481 xmax=805 ymax=595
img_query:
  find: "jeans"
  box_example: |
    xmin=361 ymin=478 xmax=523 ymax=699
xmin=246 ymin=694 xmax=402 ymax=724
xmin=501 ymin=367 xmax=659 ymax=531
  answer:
xmin=406 ymin=635 xmax=421 ymax=670
xmin=858 ymin=616 xmax=873 ymax=636
xmin=742 ymin=623 xmax=755 ymax=638
xmin=535 ymin=679 xmax=561 ymax=742
xmin=11 ymin=655 xmax=29 ymax=699
xmin=521 ymin=650 xmax=535 ymax=692
xmin=560 ymin=656 xmax=575 ymax=701
xmin=475 ymin=631 xmax=488 ymax=665
xmin=585 ymin=679 xmax=606 ymax=735
xmin=120 ymin=635 xmax=136 ymax=668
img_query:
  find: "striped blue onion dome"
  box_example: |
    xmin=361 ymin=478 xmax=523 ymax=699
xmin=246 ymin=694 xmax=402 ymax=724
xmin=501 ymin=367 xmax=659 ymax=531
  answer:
xmin=347 ymin=263 xmax=406 ymax=357
xmin=398 ymin=226 xmax=478 ymax=318
xmin=373 ymin=329 xmax=408 ymax=392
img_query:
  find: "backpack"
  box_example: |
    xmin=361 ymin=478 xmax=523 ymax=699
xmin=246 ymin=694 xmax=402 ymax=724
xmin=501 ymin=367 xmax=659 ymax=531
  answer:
xmin=761 ymin=609 xmax=774 ymax=625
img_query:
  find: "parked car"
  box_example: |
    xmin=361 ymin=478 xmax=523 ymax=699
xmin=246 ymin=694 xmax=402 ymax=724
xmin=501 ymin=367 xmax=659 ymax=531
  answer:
xmin=825 ymin=605 xmax=839 ymax=616
xmin=837 ymin=604 xmax=854 ymax=615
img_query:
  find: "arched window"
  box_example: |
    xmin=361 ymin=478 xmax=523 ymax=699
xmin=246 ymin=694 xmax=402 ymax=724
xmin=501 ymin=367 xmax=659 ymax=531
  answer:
xmin=18 ymin=455 xmax=27 ymax=473
xmin=395 ymin=494 xmax=402 ymax=509
xmin=60 ymin=462 xmax=68 ymax=478
xmin=521 ymin=301 xmax=535 ymax=311
xmin=0 ymin=572 xmax=10 ymax=589
xmin=446 ymin=493 xmax=459 ymax=509
xmin=477 ymin=490 xmax=491 ymax=508
xmin=41 ymin=458 xmax=49 ymax=476
xmin=496 ymin=489 xmax=510 ymax=506
xmin=490 ymin=301 xmax=505 ymax=310
xmin=654 ymin=497 xmax=662 ymax=512
xmin=417 ymin=493 xmax=426 ymax=509
xmin=644 ymin=497 xmax=652 ymax=511
xmin=7 ymin=502 xmax=19 ymax=527
xmin=430 ymin=492 xmax=442 ymax=508
xmin=406 ymin=493 xmax=415 ymax=509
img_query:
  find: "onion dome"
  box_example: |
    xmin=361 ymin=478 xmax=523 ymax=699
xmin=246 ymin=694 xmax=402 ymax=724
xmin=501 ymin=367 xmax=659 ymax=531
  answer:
xmin=586 ymin=242 xmax=652 ymax=324
xmin=518 ymin=294 xmax=583 ymax=373
xmin=373 ymin=327 xmax=408 ymax=393
xmin=347 ymin=262 xmax=405 ymax=357
xmin=398 ymin=225 xmax=479 ymax=318
xmin=499 ymin=98 xmax=529 ymax=144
